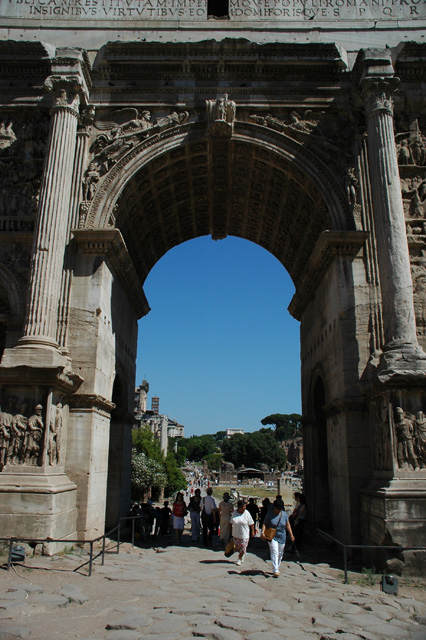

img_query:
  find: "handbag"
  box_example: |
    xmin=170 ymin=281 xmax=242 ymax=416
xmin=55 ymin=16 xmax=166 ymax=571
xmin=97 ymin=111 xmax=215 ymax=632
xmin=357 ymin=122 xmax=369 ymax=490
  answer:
xmin=263 ymin=527 xmax=277 ymax=541
xmin=263 ymin=512 xmax=282 ymax=541
xmin=224 ymin=538 xmax=235 ymax=557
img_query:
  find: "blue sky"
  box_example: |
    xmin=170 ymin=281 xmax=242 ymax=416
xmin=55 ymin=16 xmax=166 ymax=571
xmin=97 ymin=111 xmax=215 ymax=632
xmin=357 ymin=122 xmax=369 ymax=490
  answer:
xmin=136 ymin=235 xmax=301 ymax=438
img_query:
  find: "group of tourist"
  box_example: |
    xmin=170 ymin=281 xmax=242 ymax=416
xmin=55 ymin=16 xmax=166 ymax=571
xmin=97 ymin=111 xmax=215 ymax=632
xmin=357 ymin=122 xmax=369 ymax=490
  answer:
xmin=130 ymin=489 xmax=307 ymax=577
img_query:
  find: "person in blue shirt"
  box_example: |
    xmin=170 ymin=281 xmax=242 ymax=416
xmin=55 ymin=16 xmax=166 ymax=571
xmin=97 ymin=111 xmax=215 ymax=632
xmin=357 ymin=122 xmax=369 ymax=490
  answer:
xmin=261 ymin=498 xmax=295 ymax=578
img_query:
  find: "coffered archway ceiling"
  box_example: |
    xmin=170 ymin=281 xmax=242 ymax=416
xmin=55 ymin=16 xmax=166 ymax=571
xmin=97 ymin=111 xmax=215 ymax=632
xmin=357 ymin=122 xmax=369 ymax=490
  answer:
xmin=115 ymin=137 xmax=332 ymax=288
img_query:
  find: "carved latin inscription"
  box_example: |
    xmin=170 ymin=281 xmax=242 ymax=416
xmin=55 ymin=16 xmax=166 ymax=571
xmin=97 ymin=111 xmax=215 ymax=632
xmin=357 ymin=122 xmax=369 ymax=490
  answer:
xmin=0 ymin=0 xmax=424 ymax=20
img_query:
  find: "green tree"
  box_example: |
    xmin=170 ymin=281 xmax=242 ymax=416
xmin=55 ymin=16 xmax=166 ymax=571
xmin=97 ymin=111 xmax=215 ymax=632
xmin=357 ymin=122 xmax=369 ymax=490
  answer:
xmin=132 ymin=424 xmax=164 ymax=462
xmin=204 ymin=452 xmax=223 ymax=471
xmin=174 ymin=444 xmax=187 ymax=466
xmin=179 ymin=434 xmax=217 ymax=461
xmin=221 ymin=433 xmax=247 ymax=468
xmin=260 ymin=413 xmax=302 ymax=440
xmin=163 ymin=451 xmax=186 ymax=497
xmin=221 ymin=430 xmax=286 ymax=470
xmin=132 ymin=426 xmax=186 ymax=499
xmin=245 ymin=431 xmax=286 ymax=469
xmin=131 ymin=450 xmax=167 ymax=501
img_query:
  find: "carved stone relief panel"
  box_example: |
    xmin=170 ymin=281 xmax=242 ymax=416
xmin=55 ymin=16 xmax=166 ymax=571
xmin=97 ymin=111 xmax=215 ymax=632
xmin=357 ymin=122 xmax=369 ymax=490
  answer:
xmin=371 ymin=393 xmax=426 ymax=473
xmin=0 ymin=388 xmax=66 ymax=471
xmin=0 ymin=109 xmax=48 ymax=233
xmin=390 ymin=396 xmax=426 ymax=472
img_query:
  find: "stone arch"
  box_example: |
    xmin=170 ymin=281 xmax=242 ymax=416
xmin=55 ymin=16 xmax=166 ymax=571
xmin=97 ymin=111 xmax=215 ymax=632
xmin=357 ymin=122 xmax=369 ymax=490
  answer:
xmin=85 ymin=121 xmax=353 ymax=290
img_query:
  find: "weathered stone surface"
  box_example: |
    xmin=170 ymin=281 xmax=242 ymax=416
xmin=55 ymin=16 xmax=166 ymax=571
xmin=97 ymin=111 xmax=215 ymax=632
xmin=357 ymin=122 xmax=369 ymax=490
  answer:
xmin=0 ymin=628 xmax=31 ymax=640
xmin=59 ymin=584 xmax=89 ymax=604
xmin=216 ymin=616 xmax=265 ymax=633
xmin=193 ymin=625 xmax=244 ymax=640
xmin=106 ymin=613 xmax=153 ymax=630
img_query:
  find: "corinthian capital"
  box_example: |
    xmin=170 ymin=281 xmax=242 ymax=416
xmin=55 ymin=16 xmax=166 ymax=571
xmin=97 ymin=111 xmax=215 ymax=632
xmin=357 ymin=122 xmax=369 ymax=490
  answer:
xmin=45 ymin=75 xmax=86 ymax=116
xmin=361 ymin=77 xmax=400 ymax=118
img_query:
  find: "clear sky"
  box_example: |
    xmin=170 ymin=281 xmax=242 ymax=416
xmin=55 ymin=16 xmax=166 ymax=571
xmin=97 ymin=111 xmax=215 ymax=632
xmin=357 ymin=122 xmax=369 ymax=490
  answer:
xmin=135 ymin=235 xmax=301 ymax=438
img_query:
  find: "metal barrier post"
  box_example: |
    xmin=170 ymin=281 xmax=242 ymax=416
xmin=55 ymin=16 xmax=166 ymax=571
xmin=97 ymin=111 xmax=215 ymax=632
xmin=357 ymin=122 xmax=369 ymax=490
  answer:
xmin=117 ymin=522 xmax=120 ymax=553
xmin=343 ymin=546 xmax=348 ymax=584
xmin=89 ymin=541 xmax=93 ymax=577
xmin=7 ymin=539 xmax=14 ymax=571
xmin=101 ymin=535 xmax=106 ymax=565
xmin=131 ymin=517 xmax=135 ymax=548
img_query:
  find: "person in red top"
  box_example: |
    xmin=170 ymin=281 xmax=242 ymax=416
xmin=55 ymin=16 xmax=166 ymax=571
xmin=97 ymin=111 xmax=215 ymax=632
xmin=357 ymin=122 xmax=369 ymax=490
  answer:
xmin=171 ymin=492 xmax=187 ymax=544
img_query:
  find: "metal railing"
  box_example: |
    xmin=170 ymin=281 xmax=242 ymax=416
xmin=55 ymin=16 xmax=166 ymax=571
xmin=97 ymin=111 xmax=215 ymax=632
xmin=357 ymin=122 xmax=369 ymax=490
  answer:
xmin=1 ymin=522 xmax=121 ymax=577
xmin=317 ymin=529 xmax=426 ymax=583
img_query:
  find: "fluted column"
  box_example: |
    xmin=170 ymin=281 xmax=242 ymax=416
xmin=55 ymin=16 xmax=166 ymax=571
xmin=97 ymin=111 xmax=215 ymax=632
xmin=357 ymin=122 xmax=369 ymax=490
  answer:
xmin=362 ymin=66 xmax=426 ymax=378
xmin=19 ymin=76 xmax=84 ymax=350
xmin=57 ymin=121 xmax=92 ymax=351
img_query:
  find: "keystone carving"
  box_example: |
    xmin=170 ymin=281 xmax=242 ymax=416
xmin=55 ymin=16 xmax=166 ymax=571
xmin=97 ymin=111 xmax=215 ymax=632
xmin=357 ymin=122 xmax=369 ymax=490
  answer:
xmin=206 ymin=94 xmax=236 ymax=137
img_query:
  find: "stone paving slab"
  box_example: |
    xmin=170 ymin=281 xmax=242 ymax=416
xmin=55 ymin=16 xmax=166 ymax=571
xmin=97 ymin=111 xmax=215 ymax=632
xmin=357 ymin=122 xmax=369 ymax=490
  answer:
xmin=0 ymin=539 xmax=425 ymax=640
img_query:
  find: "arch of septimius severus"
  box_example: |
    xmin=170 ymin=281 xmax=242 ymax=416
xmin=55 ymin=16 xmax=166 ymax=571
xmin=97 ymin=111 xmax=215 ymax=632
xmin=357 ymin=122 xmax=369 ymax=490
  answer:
xmin=0 ymin=0 xmax=425 ymax=569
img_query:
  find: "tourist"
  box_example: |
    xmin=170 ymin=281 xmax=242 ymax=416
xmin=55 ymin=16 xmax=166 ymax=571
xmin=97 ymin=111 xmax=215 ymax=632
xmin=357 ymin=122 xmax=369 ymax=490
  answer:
xmin=261 ymin=498 xmax=295 ymax=578
xmin=259 ymin=497 xmax=270 ymax=529
xmin=188 ymin=487 xmax=202 ymax=542
xmin=201 ymin=487 xmax=216 ymax=547
xmin=292 ymin=493 xmax=307 ymax=552
xmin=171 ymin=492 xmax=187 ymax=544
xmin=158 ymin=500 xmax=172 ymax=535
xmin=229 ymin=500 xmax=255 ymax=566
xmin=246 ymin=497 xmax=260 ymax=533
xmin=218 ymin=492 xmax=234 ymax=547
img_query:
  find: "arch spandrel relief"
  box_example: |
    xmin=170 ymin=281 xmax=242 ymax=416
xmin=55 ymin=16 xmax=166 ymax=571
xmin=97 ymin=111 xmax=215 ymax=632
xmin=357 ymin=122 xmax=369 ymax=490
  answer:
xmin=79 ymin=102 xmax=357 ymax=292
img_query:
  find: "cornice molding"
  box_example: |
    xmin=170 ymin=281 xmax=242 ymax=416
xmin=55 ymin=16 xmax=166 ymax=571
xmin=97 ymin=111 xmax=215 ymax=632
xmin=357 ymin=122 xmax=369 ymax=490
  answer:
xmin=288 ymin=230 xmax=369 ymax=320
xmin=72 ymin=228 xmax=150 ymax=318
xmin=66 ymin=393 xmax=115 ymax=415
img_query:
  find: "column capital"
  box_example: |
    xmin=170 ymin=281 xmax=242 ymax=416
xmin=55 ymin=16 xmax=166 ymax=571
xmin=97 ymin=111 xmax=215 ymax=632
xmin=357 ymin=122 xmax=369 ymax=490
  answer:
xmin=45 ymin=75 xmax=86 ymax=117
xmin=361 ymin=76 xmax=400 ymax=117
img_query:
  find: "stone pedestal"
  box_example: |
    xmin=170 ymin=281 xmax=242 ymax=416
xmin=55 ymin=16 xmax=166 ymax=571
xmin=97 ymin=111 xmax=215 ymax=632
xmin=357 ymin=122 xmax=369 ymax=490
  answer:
xmin=0 ymin=470 xmax=77 ymax=540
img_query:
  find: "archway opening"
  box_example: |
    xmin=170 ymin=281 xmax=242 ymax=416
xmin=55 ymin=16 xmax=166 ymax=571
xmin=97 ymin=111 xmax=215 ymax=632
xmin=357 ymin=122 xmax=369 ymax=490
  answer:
xmin=136 ymin=235 xmax=301 ymax=437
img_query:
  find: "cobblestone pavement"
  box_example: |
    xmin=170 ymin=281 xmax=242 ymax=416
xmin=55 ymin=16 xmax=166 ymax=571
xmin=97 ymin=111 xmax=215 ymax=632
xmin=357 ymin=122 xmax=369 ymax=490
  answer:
xmin=1 ymin=535 xmax=426 ymax=640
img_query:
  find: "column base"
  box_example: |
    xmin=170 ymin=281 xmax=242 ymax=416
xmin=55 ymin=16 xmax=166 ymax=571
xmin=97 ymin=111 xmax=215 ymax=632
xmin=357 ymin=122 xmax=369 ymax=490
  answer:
xmin=376 ymin=340 xmax=426 ymax=384
xmin=360 ymin=475 xmax=426 ymax=576
xmin=1 ymin=344 xmax=67 ymax=370
xmin=0 ymin=470 xmax=78 ymax=548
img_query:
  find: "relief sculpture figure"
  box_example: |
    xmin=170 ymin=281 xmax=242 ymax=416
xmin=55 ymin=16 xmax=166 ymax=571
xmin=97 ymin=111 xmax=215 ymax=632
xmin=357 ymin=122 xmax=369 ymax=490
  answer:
xmin=395 ymin=406 xmax=418 ymax=470
xmin=414 ymin=411 xmax=426 ymax=469
xmin=83 ymin=162 xmax=100 ymax=201
xmin=6 ymin=411 xmax=28 ymax=465
xmin=48 ymin=403 xmax=63 ymax=466
xmin=24 ymin=404 xmax=44 ymax=465
xmin=0 ymin=413 xmax=10 ymax=469
xmin=0 ymin=408 xmax=13 ymax=469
